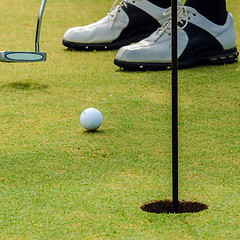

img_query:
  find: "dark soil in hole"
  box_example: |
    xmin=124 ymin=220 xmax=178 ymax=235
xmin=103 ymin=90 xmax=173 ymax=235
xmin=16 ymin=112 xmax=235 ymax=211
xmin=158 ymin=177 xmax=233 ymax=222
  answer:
xmin=141 ymin=199 xmax=208 ymax=214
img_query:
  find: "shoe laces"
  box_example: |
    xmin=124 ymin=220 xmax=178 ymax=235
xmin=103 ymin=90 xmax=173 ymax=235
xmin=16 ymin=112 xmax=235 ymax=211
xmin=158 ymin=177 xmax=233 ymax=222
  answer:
xmin=108 ymin=0 xmax=129 ymax=28
xmin=155 ymin=6 xmax=196 ymax=41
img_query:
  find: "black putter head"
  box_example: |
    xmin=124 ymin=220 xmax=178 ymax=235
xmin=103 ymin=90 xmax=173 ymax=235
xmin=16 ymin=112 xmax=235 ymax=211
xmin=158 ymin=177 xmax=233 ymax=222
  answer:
xmin=0 ymin=0 xmax=47 ymax=63
xmin=0 ymin=51 xmax=46 ymax=62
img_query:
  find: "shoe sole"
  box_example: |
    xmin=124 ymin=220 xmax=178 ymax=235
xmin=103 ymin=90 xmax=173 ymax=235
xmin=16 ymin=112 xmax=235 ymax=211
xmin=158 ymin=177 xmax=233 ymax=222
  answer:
xmin=63 ymin=35 xmax=147 ymax=51
xmin=114 ymin=48 xmax=239 ymax=71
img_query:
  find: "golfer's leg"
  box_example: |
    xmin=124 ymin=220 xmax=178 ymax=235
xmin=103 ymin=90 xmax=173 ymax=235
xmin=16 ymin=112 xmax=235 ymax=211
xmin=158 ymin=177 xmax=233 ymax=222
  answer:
xmin=148 ymin=0 xmax=171 ymax=8
xmin=185 ymin=0 xmax=227 ymax=25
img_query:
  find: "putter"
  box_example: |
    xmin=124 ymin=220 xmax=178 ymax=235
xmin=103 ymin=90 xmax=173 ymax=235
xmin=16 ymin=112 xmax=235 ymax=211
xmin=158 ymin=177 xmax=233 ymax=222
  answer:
xmin=0 ymin=0 xmax=47 ymax=62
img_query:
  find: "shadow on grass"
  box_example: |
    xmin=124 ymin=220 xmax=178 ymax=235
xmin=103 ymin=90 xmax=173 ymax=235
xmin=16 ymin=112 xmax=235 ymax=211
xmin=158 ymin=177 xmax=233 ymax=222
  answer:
xmin=82 ymin=129 xmax=106 ymax=135
xmin=1 ymin=81 xmax=48 ymax=91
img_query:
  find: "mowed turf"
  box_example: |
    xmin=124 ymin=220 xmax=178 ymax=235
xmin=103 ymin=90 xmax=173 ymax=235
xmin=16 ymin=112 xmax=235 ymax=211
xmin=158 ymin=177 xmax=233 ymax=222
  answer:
xmin=0 ymin=0 xmax=239 ymax=239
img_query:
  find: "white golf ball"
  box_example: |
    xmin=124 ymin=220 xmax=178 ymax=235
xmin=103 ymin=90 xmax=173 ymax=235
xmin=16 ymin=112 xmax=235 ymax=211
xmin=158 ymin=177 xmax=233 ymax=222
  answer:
xmin=80 ymin=108 xmax=103 ymax=131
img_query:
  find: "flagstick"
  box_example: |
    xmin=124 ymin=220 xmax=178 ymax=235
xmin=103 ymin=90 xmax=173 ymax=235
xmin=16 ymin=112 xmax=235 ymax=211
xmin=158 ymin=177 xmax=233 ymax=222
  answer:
xmin=171 ymin=0 xmax=179 ymax=213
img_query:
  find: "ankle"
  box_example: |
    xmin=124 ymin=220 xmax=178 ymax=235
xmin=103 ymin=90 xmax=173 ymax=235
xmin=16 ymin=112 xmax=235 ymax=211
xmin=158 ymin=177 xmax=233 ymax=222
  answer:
xmin=148 ymin=0 xmax=171 ymax=8
xmin=185 ymin=0 xmax=228 ymax=25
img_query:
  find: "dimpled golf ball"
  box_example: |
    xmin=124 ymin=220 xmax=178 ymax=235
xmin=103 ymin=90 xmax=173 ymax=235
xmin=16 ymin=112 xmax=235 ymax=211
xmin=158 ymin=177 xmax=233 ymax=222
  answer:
xmin=80 ymin=108 xmax=103 ymax=131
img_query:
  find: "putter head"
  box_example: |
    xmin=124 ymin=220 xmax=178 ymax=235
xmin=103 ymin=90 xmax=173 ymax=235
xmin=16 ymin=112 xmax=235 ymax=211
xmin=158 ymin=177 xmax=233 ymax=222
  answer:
xmin=0 ymin=51 xmax=46 ymax=62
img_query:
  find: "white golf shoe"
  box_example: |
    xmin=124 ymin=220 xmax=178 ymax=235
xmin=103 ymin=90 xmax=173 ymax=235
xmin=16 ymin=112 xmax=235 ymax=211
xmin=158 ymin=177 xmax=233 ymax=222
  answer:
xmin=114 ymin=6 xmax=239 ymax=70
xmin=63 ymin=0 xmax=182 ymax=51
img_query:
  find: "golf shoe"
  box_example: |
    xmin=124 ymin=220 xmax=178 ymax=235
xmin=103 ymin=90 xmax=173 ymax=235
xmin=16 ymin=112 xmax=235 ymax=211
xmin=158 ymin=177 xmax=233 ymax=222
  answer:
xmin=63 ymin=0 xmax=182 ymax=50
xmin=114 ymin=6 xmax=239 ymax=70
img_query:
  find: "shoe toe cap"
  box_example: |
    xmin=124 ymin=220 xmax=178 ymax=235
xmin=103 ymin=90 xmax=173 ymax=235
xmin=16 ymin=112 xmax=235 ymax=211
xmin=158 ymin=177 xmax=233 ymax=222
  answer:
xmin=115 ymin=46 xmax=128 ymax=61
xmin=115 ymin=42 xmax=149 ymax=61
xmin=63 ymin=24 xmax=115 ymax=44
xmin=116 ymin=43 xmax=171 ymax=63
xmin=116 ymin=46 xmax=143 ymax=62
xmin=63 ymin=27 xmax=85 ymax=42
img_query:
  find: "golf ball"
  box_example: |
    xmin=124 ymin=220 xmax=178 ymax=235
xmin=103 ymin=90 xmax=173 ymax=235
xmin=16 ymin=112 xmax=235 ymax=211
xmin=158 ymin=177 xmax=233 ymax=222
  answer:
xmin=80 ymin=108 xmax=103 ymax=131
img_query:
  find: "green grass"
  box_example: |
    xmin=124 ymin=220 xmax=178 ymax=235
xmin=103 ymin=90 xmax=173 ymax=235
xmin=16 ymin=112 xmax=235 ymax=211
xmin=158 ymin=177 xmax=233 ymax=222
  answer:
xmin=0 ymin=0 xmax=239 ymax=239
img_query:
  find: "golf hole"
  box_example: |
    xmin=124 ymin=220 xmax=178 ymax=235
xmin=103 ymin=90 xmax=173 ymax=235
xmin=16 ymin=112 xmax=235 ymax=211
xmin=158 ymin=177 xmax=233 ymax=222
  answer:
xmin=141 ymin=199 xmax=208 ymax=214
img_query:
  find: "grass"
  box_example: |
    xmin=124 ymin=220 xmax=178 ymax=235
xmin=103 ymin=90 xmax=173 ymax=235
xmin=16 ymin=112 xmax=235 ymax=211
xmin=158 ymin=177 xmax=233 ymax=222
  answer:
xmin=0 ymin=0 xmax=239 ymax=239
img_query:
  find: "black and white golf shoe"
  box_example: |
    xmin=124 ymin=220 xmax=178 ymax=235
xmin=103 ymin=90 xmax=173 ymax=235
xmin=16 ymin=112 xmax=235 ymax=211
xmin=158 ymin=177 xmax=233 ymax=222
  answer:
xmin=63 ymin=0 xmax=182 ymax=51
xmin=114 ymin=6 xmax=239 ymax=70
